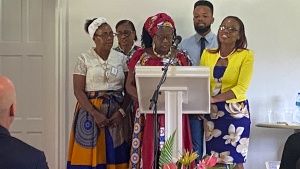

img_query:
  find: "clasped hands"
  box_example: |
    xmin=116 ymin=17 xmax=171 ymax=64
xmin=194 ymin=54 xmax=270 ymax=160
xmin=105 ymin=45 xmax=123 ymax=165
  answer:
xmin=91 ymin=109 xmax=123 ymax=128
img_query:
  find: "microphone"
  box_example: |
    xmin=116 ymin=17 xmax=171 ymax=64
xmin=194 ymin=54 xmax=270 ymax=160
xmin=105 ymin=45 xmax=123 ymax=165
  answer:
xmin=172 ymin=36 xmax=182 ymax=49
xmin=163 ymin=36 xmax=182 ymax=66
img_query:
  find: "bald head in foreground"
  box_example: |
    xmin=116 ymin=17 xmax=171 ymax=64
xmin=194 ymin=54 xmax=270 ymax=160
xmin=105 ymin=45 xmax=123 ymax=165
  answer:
xmin=0 ymin=76 xmax=49 ymax=169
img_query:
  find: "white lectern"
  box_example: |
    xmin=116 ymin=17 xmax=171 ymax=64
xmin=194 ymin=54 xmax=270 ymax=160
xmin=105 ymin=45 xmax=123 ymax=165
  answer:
xmin=135 ymin=66 xmax=210 ymax=157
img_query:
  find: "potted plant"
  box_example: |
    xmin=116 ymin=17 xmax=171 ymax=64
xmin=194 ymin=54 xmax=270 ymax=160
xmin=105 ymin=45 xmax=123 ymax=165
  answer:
xmin=159 ymin=130 xmax=236 ymax=169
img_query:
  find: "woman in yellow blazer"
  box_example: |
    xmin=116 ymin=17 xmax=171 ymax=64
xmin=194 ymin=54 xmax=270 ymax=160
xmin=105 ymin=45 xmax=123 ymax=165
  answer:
xmin=200 ymin=16 xmax=254 ymax=169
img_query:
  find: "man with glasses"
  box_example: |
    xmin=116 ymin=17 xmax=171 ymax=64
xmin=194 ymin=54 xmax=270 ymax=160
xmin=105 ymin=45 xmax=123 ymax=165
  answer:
xmin=178 ymin=0 xmax=218 ymax=162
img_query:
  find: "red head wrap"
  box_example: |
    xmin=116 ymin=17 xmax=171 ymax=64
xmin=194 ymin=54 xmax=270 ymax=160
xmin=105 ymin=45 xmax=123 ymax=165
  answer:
xmin=143 ymin=13 xmax=175 ymax=37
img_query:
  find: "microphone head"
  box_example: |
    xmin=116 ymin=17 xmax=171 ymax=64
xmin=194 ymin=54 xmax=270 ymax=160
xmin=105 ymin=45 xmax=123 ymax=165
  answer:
xmin=170 ymin=35 xmax=182 ymax=54
xmin=174 ymin=36 xmax=182 ymax=43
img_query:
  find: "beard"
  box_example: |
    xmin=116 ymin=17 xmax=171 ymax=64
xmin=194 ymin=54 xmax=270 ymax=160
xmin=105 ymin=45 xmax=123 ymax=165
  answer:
xmin=194 ymin=25 xmax=211 ymax=34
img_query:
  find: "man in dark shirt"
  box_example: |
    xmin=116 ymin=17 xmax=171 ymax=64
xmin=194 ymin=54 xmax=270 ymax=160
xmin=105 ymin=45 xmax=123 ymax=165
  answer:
xmin=0 ymin=76 xmax=49 ymax=169
xmin=280 ymin=132 xmax=300 ymax=169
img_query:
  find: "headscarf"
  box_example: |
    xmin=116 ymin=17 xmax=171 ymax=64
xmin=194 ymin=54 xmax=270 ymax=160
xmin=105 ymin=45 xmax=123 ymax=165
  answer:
xmin=88 ymin=17 xmax=107 ymax=39
xmin=143 ymin=13 xmax=175 ymax=37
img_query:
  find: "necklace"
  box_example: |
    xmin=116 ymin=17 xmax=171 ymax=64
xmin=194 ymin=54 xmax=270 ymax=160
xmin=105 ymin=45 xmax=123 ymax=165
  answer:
xmin=102 ymin=61 xmax=109 ymax=83
xmin=152 ymin=44 xmax=171 ymax=58
xmin=98 ymin=57 xmax=109 ymax=83
xmin=219 ymin=48 xmax=236 ymax=59
xmin=93 ymin=48 xmax=109 ymax=83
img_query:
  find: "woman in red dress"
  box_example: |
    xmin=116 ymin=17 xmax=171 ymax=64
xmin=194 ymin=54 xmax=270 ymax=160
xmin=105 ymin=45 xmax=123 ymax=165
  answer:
xmin=126 ymin=13 xmax=194 ymax=169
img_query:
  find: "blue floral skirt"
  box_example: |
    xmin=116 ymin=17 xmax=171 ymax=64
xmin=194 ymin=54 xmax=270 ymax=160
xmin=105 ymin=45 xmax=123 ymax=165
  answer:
xmin=204 ymin=100 xmax=251 ymax=164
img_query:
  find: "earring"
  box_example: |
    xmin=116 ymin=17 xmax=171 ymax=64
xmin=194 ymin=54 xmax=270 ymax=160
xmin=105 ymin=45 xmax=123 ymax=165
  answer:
xmin=152 ymin=43 xmax=156 ymax=50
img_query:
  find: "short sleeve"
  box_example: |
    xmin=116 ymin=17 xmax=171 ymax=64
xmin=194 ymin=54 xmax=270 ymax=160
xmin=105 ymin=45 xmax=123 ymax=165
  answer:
xmin=73 ymin=55 xmax=87 ymax=76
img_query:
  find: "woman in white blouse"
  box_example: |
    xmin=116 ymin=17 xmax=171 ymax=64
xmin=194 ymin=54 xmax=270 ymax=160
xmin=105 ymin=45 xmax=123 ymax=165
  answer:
xmin=67 ymin=17 xmax=132 ymax=169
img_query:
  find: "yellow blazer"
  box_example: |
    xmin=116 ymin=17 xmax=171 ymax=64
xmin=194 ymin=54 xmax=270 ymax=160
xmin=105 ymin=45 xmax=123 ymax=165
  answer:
xmin=200 ymin=48 xmax=254 ymax=103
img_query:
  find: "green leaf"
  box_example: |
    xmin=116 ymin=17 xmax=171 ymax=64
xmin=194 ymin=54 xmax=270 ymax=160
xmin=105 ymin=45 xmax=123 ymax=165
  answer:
xmin=226 ymin=164 xmax=236 ymax=169
xmin=159 ymin=130 xmax=176 ymax=168
xmin=176 ymin=161 xmax=182 ymax=169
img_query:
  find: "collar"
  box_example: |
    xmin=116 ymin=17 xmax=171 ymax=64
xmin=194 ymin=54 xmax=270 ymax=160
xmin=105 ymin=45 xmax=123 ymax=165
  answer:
xmin=194 ymin=31 xmax=215 ymax=44
xmin=115 ymin=45 xmax=136 ymax=56
xmin=90 ymin=47 xmax=111 ymax=63
xmin=0 ymin=125 xmax=11 ymax=137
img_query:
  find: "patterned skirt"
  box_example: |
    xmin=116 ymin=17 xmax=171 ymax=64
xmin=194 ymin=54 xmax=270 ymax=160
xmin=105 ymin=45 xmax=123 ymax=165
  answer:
xmin=129 ymin=105 xmax=145 ymax=169
xmin=204 ymin=100 xmax=251 ymax=164
xmin=67 ymin=91 xmax=131 ymax=169
xmin=128 ymin=103 xmax=193 ymax=169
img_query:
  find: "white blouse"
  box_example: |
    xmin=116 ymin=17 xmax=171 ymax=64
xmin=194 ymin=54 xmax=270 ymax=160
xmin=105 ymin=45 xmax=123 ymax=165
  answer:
xmin=73 ymin=48 xmax=129 ymax=91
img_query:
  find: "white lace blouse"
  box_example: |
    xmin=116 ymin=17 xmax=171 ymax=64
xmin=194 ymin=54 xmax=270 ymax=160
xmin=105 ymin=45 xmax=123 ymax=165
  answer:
xmin=73 ymin=48 xmax=129 ymax=91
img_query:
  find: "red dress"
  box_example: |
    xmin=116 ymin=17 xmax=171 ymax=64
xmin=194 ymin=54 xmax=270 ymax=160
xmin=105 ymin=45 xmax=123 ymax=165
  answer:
xmin=128 ymin=48 xmax=194 ymax=169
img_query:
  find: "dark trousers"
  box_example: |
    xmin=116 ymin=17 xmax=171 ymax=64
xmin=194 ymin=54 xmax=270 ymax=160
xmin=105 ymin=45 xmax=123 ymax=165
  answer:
xmin=280 ymin=132 xmax=300 ymax=169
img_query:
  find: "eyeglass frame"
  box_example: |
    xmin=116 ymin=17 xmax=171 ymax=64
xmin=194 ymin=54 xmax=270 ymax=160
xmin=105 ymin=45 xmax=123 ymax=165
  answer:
xmin=219 ymin=25 xmax=239 ymax=33
xmin=154 ymin=34 xmax=174 ymax=42
xmin=94 ymin=32 xmax=117 ymax=39
xmin=115 ymin=30 xmax=133 ymax=38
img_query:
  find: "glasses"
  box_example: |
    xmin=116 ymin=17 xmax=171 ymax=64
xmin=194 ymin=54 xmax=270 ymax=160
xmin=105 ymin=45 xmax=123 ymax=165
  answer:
xmin=94 ymin=32 xmax=116 ymax=39
xmin=154 ymin=34 xmax=173 ymax=42
xmin=219 ymin=25 xmax=239 ymax=33
xmin=116 ymin=30 xmax=133 ymax=37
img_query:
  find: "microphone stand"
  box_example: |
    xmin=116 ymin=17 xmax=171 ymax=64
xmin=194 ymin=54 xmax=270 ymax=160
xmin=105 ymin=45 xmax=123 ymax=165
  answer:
xmin=149 ymin=47 xmax=176 ymax=169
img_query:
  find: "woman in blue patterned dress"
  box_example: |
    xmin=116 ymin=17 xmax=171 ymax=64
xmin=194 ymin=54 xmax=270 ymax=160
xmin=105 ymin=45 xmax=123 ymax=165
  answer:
xmin=200 ymin=16 xmax=254 ymax=169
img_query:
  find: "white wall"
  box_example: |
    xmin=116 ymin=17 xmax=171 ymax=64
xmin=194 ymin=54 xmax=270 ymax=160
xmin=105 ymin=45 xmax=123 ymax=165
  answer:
xmin=67 ymin=0 xmax=300 ymax=168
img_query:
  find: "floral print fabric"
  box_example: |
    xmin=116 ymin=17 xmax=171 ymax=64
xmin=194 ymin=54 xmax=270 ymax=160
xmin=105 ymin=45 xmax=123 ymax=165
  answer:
xmin=204 ymin=66 xmax=251 ymax=164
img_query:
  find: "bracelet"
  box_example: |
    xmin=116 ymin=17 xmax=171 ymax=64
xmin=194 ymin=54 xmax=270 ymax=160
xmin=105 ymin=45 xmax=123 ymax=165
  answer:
xmin=118 ymin=108 xmax=126 ymax=117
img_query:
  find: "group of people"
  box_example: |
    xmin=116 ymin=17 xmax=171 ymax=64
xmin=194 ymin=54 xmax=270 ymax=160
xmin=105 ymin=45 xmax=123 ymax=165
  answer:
xmin=0 ymin=1 xmax=299 ymax=169
xmin=66 ymin=1 xmax=254 ymax=169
